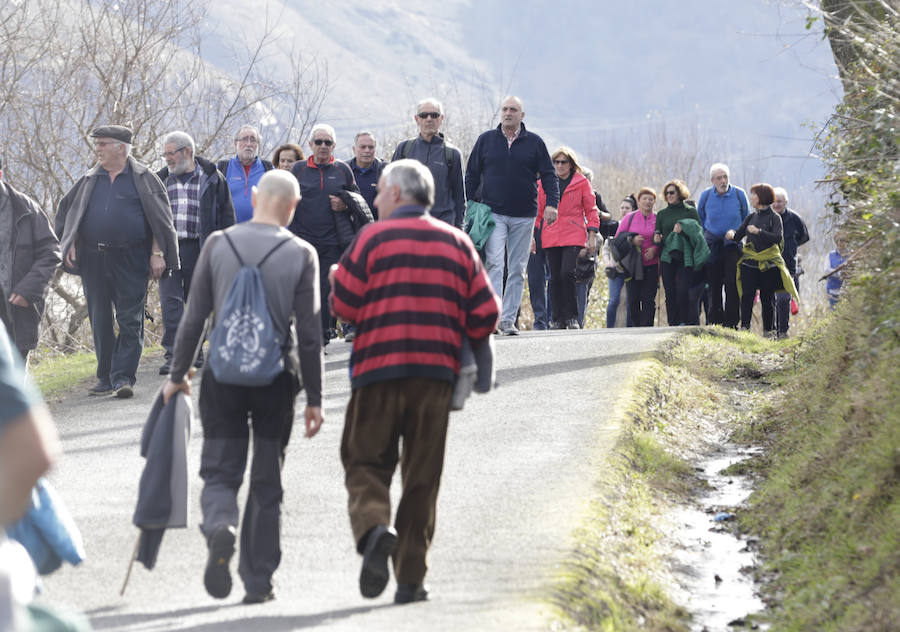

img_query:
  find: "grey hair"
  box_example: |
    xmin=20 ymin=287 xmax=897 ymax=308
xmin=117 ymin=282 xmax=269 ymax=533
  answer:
xmin=257 ymin=169 xmax=300 ymax=201
xmin=163 ymin=131 xmax=195 ymax=155
xmin=382 ymin=159 xmax=434 ymax=208
xmin=582 ymin=167 xmax=594 ymax=183
xmin=354 ymin=130 xmax=376 ymax=144
xmin=416 ymin=98 xmax=444 ymax=115
xmin=709 ymin=162 xmax=730 ymax=179
xmin=773 ymin=186 xmax=789 ymax=203
xmin=309 ymin=123 xmax=336 ymax=144
xmin=122 ymin=142 xmax=132 ymax=157
xmin=236 ymin=125 xmax=260 ymax=141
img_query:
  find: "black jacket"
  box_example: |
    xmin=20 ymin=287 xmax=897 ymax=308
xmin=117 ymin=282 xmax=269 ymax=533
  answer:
xmin=157 ymin=156 xmax=236 ymax=247
xmin=733 ymin=206 xmax=783 ymax=254
xmin=334 ymin=190 xmax=374 ymax=249
xmin=611 ymin=231 xmax=644 ymax=281
xmin=1 ymin=182 xmax=61 ymax=351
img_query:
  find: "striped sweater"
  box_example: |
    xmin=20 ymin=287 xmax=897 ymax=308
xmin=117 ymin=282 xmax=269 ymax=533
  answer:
xmin=331 ymin=205 xmax=500 ymax=390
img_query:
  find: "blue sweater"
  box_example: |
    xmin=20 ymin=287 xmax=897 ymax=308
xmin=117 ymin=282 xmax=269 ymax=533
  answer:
xmin=465 ymin=123 xmax=559 ymax=218
xmin=222 ymin=156 xmax=270 ymax=223
xmin=697 ymin=185 xmax=749 ymax=238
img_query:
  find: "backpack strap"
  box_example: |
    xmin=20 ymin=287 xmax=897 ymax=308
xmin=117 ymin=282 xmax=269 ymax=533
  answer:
xmin=625 ymin=211 xmax=636 ymax=231
xmin=401 ymin=139 xmax=413 ymax=159
xmin=222 ymin=231 xmax=292 ymax=268
xmin=257 ymin=236 xmax=292 ymax=267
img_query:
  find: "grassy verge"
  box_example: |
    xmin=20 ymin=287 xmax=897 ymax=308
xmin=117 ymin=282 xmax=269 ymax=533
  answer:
xmin=549 ymin=329 xmax=777 ymax=630
xmin=28 ymin=344 xmax=164 ymax=401
xmin=737 ymin=275 xmax=900 ymax=631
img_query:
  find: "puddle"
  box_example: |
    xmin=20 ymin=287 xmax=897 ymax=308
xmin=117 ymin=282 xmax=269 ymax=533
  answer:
xmin=669 ymin=445 xmax=768 ymax=632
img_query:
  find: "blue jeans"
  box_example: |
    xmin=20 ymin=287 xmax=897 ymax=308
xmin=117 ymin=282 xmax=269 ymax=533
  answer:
xmin=485 ymin=214 xmax=535 ymax=324
xmin=576 ymin=279 xmax=593 ymax=328
xmin=527 ymin=230 xmax=551 ymax=329
xmin=606 ymin=272 xmax=633 ymax=328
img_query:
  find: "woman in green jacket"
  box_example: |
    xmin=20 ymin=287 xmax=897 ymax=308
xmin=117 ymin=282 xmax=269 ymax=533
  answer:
xmin=653 ymin=179 xmax=703 ymax=325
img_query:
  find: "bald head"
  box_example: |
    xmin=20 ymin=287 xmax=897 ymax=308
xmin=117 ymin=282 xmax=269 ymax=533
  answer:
xmin=252 ymin=170 xmax=301 ymax=227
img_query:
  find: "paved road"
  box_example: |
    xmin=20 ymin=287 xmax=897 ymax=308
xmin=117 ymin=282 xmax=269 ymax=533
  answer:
xmin=39 ymin=327 xmax=675 ymax=631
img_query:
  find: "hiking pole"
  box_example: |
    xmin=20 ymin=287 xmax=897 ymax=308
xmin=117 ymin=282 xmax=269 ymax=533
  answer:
xmin=120 ymin=536 xmax=140 ymax=596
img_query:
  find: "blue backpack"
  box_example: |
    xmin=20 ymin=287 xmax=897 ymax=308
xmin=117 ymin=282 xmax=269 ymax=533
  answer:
xmin=208 ymin=232 xmax=291 ymax=386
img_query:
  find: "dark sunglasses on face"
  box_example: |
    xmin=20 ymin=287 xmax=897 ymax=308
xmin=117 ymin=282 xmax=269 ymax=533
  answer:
xmin=313 ymin=139 xmax=334 ymax=146
xmin=665 ymin=190 xmax=678 ymax=195
xmin=417 ymin=112 xmax=441 ymax=119
xmin=553 ymin=159 xmax=569 ymax=165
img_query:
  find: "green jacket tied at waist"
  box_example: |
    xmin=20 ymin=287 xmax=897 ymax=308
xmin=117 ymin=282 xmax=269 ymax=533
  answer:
xmin=736 ymin=243 xmax=799 ymax=302
xmin=660 ymin=218 xmax=710 ymax=269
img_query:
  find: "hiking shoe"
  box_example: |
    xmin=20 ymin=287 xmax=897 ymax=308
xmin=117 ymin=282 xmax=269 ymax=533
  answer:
xmin=394 ymin=583 xmax=428 ymax=604
xmin=565 ymin=318 xmax=581 ymax=329
xmin=158 ymin=360 xmax=171 ymax=376
xmin=113 ymin=381 xmax=133 ymax=399
xmin=88 ymin=381 xmax=113 ymax=396
xmin=242 ymin=589 xmax=275 ymax=604
xmin=497 ymin=321 xmax=519 ymax=336
xmin=359 ymin=525 xmax=397 ymax=598
xmin=204 ymin=525 xmax=236 ymax=599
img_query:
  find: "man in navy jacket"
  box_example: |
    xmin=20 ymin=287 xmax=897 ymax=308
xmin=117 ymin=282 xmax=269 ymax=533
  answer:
xmin=465 ymin=96 xmax=559 ymax=335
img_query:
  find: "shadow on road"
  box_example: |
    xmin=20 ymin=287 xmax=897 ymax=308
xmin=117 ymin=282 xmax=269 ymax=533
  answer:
xmin=87 ymin=602 xmax=396 ymax=631
xmin=496 ymin=350 xmax=651 ymax=383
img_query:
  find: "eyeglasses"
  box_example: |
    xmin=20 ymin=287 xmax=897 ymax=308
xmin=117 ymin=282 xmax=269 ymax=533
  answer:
xmin=162 ymin=147 xmax=186 ymax=159
xmin=417 ymin=111 xmax=441 ymax=119
xmin=553 ymin=159 xmax=570 ymax=165
xmin=665 ymin=189 xmax=678 ymax=196
xmin=93 ymin=140 xmax=118 ymax=147
xmin=313 ymin=139 xmax=334 ymax=146
xmin=235 ymin=136 xmax=258 ymax=144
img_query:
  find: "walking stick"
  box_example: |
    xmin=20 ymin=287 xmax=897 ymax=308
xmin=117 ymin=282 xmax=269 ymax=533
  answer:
xmin=120 ymin=536 xmax=140 ymax=596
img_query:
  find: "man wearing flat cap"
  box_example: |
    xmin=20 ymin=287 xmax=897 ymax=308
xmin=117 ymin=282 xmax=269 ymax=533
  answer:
xmin=55 ymin=125 xmax=178 ymax=398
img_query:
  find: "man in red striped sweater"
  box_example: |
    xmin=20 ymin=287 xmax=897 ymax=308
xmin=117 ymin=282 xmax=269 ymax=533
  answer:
xmin=331 ymin=159 xmax=500 ymax=604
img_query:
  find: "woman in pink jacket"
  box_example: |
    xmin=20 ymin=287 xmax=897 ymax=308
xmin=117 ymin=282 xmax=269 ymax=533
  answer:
xmin=537 ymin=147 xmax=600 ymax=329
xmin=615 ymin=187 xmax=659 ymax=326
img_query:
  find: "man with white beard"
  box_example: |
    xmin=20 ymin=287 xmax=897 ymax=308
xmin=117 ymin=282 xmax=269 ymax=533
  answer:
xmin=156 ymin=131 xmax=235 ymax=375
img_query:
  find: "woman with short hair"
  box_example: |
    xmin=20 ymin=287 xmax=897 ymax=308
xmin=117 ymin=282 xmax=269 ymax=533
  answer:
xmin=726 ymin=182 xmax=795 ymax=335
xmin=272 ymin=143 xmax=305 ymax=171
xmin=537 ymin=147 xmax=600 ymax=329
xmin=617 ymin=188 xmax=660 ymax=326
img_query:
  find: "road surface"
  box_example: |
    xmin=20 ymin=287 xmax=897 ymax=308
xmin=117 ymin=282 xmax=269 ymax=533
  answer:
xmin=39 ymin=327 xmax=675 ymax=631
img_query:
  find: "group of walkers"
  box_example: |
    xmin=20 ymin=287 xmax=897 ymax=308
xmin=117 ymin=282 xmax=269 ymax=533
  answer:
xmin=0 ymin=92 xmax=812 ymax=614
xmin=542 ymin=163 xmax=808 ymax=337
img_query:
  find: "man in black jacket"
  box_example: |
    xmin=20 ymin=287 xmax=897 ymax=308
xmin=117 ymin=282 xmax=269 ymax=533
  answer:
xmin=156 ymin=131 xmax=236 ymax=375
xmin=772 ymin=186 xmax=809 ymax=338
xmin=0 ymin=157 xmax=62 ymax=363
xmin=349 ymin=131 xmax=385 ymax=218
xmin=289 ymin=124 xmax=360 ymax=345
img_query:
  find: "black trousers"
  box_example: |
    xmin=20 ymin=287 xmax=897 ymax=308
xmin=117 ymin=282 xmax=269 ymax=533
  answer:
xmin=706 ymin=247 xmax=741 ymax=328
xmin=198 ymin=369 xmax=298 ymax=595
xmin=740 ymin=264 xmax=780 ymax=332
xmin=160 ymin=238 xmax=201 ymax=358
xmin=774 ymin=274 xmax=799 ymax=336
xmin=546 ymin=246 xmax=579 ymax=323
xmin=627 ymin=264 xmax=659 ymax=327
xmin=79 ymin=243 xmax=149 ymax=386
xmin=314 ymin=243 xmax=343 ymax=344
xmin=660 ymin=259 xmax=701 ymax=326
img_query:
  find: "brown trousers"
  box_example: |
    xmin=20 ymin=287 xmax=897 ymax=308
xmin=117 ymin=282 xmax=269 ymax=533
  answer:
xmin=341 ymin=377 xmax=453 ymax=585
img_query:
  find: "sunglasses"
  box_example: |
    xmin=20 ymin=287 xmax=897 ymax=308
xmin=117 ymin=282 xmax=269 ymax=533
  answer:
xmin=553 ymin=159 xmax=570 ymax=165
xmin=313 ymin=139 xmax=334 ymax=146
xmin=665 ymin=190 xmax=678 ymax=195
xmin=417 ymin=111 xmax=441 ymax=119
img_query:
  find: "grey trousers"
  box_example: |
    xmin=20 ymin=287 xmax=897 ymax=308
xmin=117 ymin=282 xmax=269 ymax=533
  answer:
xmin=198 ymin=369 xmax=297 ymax=595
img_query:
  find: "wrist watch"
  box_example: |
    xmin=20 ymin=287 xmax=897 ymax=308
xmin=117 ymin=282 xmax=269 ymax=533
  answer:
xmin=152 ymin=250 xmax=164 ymax=258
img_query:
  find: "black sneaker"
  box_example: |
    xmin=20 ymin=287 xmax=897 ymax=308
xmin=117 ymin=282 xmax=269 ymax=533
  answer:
xmin=359 ymin=525 xmax=397 ymax=598
xmin=204 ymin=525 xmax=236 ymax=599
xmin=113 ymin=381 xmax=134 ymax=399
xmin=158 ymin=360 xmax=171 ymax=376
xmin=394 ymin=583 xmax=428 ymax=604
xmin=242 ymin=589 xmax=275 ymax=604
xmin=88 ymin=381 xmax=113 ymax=396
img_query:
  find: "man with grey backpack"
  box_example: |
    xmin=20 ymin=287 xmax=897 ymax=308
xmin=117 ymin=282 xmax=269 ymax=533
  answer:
xmin=162 ymin=170 xmax=324 ymax=605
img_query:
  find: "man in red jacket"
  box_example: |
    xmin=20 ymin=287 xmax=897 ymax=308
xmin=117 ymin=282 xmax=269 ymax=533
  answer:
xmin=331 ymin=159 xmax=500 ymax=604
